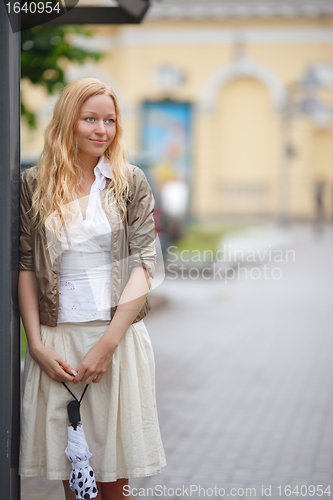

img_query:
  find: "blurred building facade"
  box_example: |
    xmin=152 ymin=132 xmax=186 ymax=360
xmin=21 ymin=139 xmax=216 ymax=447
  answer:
xmin=22 ymin=0 xmax=333 ymax=221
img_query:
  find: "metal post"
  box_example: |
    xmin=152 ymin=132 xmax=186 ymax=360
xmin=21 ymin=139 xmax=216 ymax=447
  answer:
xmin=0 ymin=2 xmax=150 ymax=499
xmin=278 ymin=87 xmax=294 ymax=227
xmin=0 ymin=3 xmax=21 ymax=500
xmin=278 ymin=108 xmax=291 ymax=226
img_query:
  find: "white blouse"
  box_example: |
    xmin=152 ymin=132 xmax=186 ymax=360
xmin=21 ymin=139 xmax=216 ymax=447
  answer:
xmin=57 ymin=156 xmax=113 ymax=324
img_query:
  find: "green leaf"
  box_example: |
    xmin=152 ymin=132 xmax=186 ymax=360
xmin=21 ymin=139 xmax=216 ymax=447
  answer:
xmin=21 ymin=25 xmax=103 ymax=128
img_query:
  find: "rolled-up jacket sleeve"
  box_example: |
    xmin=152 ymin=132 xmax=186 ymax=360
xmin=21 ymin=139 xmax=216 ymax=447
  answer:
xmin=19 ymin=171 xmax=35 ymax=271
xmin=127 ymin=167 xmax=157 ymax=280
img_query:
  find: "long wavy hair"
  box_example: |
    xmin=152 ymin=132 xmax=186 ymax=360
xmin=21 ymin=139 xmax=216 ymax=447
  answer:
xmin=30 ymin=78 xmax=131 ymax=241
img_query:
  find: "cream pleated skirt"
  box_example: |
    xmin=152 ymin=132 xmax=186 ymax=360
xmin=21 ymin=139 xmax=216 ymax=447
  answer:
xmin=19 ymin=319 xmax=167 ymax=482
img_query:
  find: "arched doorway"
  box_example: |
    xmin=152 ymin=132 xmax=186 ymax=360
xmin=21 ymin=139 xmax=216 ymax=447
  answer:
xmin=196 ymin=55 xmax=285 ymax=218
xmin=214 ymin=77 xmax=279 ymax=215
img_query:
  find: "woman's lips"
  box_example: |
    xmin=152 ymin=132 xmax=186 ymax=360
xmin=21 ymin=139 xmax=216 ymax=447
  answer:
xmin=90 ymin=139 xmax=106 ymax=144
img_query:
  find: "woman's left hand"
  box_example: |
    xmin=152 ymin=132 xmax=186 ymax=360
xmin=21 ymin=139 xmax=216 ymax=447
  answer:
xmin=73 ymin=339 xmax=117 ymax=384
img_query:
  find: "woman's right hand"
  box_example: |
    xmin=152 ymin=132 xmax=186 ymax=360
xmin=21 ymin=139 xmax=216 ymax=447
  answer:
xmin=19 ymin=271 xmax=76 ymax=383
xmin=31 ymin=344 xmax=77 ymax=383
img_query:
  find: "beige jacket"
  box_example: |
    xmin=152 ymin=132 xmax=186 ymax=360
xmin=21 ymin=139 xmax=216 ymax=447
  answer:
xmin=19 ymin=164 xmax=157 ymax=327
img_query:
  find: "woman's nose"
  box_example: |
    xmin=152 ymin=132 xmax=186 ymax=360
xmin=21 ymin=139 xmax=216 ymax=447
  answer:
xmin=95 ymin=120 xmax=106 ymax=134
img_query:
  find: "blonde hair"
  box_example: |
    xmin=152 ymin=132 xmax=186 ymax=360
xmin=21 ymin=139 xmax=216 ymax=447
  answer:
xmin=31 ymin=78 xmax=131 ymax=239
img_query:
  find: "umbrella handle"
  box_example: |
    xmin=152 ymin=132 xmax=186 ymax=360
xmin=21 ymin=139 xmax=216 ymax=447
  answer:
xmin=67 ymin=400 xmax=81 ymax=429
xmin=62 ymin=383 xmax=89 ymax=430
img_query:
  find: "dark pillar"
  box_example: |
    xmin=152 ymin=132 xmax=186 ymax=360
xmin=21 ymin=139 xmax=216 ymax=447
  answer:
xmin=0 ymin=3 xmax=21 ymax=499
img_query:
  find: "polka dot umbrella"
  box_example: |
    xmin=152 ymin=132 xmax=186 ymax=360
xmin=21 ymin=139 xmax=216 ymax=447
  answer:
xmin=63 ymin=383 xmax=98 ymax=500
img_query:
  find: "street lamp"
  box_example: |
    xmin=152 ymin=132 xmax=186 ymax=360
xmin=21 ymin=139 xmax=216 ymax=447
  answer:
xmin=278 ymin=63 xmax=333 ymax=226
xmin=299 ymin=63 xmax=333 ymax=128
xmin=19 ymin=0 xmax=151 ymax=30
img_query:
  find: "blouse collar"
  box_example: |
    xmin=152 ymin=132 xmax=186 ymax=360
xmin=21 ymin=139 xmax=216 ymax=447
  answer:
xmin=92 ymin=156 xmax=112 ymax=192
xmin=94 ymin=155 xmax=112 ymax=180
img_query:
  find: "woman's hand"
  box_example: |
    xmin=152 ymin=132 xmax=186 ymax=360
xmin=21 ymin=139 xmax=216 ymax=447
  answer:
xmin=73 ymin=267 xmax=152 ymax=385
xmin=32 ymin=344 xmax=77 ymax=383
xmin=73 ymin=339 xmax=117 ymax=385
xmin=19 ymin=271 xmax=76 ymax=384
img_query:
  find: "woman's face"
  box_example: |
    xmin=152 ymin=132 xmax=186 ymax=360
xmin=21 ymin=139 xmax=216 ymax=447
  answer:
xmin=75 ymin=94 xmax=117 ymax=162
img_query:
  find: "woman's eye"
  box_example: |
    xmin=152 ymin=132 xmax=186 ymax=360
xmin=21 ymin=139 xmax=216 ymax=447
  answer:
xmin=84 ymin=117 xmax=114 ymax=123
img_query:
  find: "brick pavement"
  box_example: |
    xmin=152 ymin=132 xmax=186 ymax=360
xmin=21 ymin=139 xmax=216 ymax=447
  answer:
xmin=21 ymin=223 xmax=333 ymax=500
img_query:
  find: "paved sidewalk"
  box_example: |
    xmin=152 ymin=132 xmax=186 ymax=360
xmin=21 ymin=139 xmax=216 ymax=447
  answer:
xmin=21 ymin=222 xmax=333 ymax=499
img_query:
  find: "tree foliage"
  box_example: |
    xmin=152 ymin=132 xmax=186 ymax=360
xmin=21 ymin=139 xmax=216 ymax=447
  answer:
xmin=21 ymin=25 xmax=101 ymax=127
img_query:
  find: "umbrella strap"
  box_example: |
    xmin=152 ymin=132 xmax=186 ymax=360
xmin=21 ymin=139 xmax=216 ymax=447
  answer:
xmin=62 ymin=382 xmax=89 ymax=404
xmin=71 ymin=459 xmax=90 ymax=470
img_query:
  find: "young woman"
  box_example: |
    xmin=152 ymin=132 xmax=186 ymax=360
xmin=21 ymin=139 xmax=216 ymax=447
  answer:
xmin=19 ymin=78 xmax=166 ymax=500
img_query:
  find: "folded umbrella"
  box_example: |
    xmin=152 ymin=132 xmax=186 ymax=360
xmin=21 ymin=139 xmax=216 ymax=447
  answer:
xmin=63 ymin=383 xmax=98 ymax=500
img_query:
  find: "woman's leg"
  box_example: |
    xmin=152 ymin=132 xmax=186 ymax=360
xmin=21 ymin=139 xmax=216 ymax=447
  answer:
xmin=62 ymin=480 xmax=76 ymax=500
xmin=63 ymin=480 xmax=103 ymax=500
xmin=100 ymin=479 xmax=130 ymax=500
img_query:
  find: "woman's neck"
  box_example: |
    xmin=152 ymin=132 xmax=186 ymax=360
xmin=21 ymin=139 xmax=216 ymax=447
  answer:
xmin=78 ymin=152 xmax=100 ymax=176
xmin=76 ymin=154 xmax=100 ymax=197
